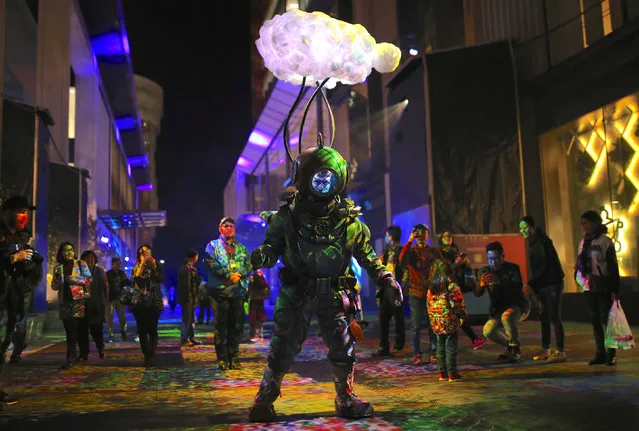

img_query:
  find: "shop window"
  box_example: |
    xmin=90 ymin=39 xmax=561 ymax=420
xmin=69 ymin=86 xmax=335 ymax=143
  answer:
xmin=541 ymin=93 xmax=639 ymax=292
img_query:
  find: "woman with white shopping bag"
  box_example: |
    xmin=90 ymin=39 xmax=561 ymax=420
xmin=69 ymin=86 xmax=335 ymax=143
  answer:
xmin=605 ymin=299 xmax=635 ymax=351
xmin=575 ymin=210 xmax=621 ymax=366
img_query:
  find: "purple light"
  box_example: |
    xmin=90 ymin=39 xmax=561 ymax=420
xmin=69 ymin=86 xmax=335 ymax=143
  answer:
xmin=122 ymin=33 xmax=130 ymax=55
xmin=244 ymin=214 xmax=264 ymax=224
xmin=114 ymin=125 xmax=121 ymax=143
xmin=249 ymin=130 xmax=271 ymax=147
xmin=237 ymin=156 xmax=251 ymax=168
xmin=128 ymin=155 xmax=149 ymax=168
xmin=91 ymin=32 xmax=128 ymax=56
xmin=290 ymin=135 xmax=299 ymax=145
xmin=127 ymin=163 xmax=132 ymax=177
xmin=136 ymin=183 xmax=153 ymax=191
xmin=279 ymin=158 xmax=285 ymax=164
xmin=100 ymin=236 xmax=110 ymax=244
xmin=116 ymin=116 xmax=137 ymax=131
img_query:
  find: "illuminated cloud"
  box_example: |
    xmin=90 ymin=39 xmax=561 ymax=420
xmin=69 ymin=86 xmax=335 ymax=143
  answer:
xmin=256 ymin=9 xmax=401 ymax=89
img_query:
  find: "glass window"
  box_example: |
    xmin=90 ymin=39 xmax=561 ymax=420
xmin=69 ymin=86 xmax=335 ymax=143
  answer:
xmin=541 ymin=93 xmax=639 ymax=291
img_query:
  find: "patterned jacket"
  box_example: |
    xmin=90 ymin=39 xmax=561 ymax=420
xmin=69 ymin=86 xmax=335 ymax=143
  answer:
xmin=51 ymin=260 xmax=92 ymax=320
xmin=575 ymin=233 xmax=620 ymax=294
xmin=427 ymin=281 xmax=467 ymax=335
xmin=205 ymin=238 xmax=252 ymax=298
xmin=400 ymin=243 xmax=441 ymax=299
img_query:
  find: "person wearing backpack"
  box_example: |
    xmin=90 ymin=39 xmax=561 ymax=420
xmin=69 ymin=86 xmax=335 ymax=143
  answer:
xmin=519 ymin=216 xmax=566 ymax=362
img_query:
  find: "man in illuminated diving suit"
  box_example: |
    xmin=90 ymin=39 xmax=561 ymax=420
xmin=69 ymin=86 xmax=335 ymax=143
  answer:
xmin=248 ymin=143 xmax=403 ymax=422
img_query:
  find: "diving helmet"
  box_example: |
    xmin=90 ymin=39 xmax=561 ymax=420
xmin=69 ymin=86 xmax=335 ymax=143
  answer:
xmin=293 ymin=144 xmax=348 ymax=201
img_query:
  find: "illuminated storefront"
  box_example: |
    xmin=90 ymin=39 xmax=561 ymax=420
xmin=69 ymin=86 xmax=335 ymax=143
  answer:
xmin=540 ymin=93 xmax=639 ymax=292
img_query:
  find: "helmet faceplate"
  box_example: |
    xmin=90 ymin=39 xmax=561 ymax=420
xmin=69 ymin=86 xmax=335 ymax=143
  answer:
xmin=293 ymin=146 xmax=348 ymax=200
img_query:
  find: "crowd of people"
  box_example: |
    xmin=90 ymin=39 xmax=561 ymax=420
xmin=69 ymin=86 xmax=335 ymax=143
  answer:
xmin=0 ymin=191 xmax=624 ymax=416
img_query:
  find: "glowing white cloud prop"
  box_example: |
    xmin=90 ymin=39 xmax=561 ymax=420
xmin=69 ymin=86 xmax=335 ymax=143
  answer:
xmin=256 ymin=9 xmax=401 ymax=89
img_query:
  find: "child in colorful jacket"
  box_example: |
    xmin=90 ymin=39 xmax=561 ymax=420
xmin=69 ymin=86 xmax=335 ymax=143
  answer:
xmin=427 ymin=259 xmax=467 ymax=382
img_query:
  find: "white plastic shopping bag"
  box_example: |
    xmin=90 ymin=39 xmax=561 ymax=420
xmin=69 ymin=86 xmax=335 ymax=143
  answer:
xmin=605 ymin=299 xmax=636 ymax=350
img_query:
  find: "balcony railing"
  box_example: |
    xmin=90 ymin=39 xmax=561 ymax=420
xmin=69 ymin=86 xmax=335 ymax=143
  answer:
xmin=515 ymin=0 xmax=637 ymax=81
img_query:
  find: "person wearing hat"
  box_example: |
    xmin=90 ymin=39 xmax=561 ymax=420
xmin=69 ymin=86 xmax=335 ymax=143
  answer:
xmin=178 ymin=248 xmax=202 ymax=346
xmin=0 ymin=196 xmax=43 ymax=407
xmin=204 ymin=217 xmax=252 ymax=370
xmin=576 ymin=210 xmax=620 ymax=366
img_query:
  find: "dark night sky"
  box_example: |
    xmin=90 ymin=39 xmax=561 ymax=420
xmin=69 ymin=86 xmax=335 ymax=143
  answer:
xmin=123 ymin=1 xmax=253 ymax=282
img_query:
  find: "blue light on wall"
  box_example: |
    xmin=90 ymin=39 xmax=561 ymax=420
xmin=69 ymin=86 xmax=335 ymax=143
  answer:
xmin=114 ymin=125 xmax=121 ymax=144
xmin=136 ymin=183 xmax=153 ymax=191
xmin=115 ymin=116 xmax=137 ymax=131
xmin=91 ymin=31 xmax=130 ymax=56
xmin=128 ymin=155 xmax=149 ymax=168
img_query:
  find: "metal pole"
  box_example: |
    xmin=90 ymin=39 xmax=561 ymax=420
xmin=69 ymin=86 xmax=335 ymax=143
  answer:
xmin=508 ymin=39 xmax=528 ymax=217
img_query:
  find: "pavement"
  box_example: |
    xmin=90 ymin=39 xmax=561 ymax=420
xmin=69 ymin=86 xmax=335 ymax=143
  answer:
xmin=1 ymin=308 xmax=638 ymax=431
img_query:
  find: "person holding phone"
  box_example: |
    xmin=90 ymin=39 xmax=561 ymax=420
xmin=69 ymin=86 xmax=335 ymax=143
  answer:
xmin=399 ymin=224 xmax=441 ymax=365
xmin=475 ymin=242 xmax=527 ymax=363
xmin=131 ymin=244 xmax=165 ymax=368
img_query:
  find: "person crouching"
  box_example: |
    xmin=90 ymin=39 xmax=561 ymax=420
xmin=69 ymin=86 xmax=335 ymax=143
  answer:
xmin=427 ymin=259 xmax=467 ymax=382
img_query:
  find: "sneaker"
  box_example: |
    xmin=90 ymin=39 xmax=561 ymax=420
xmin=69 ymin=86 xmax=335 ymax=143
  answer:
xmin=472 ymin=338 xmax=488 ymax=350
xmin=429 ymin=354 xmax=437 ymax=364
xmin=607 ymin=355 xmax=617 ymax=366
xmin=497 ymin=347 xmax=512 ymax=360
xmin=448 ymin=373 xmax=462 ymax=382
xmin=189 ymin=338 xmax=202 ymax=346
xmin=99 ymin=351 xmax=106 ymax=360
xmin=393 ymin=342 xmax=405 ymax=352
xmin=230 ymin=359 xmax=242 ymax=370
xmin=438 ymin=373 xmax=448 ymax=381
xmin=9 ymin=355 xmax=21 ymax=364
xmin=547 ymin=351 xmax=567 ymax=363
xmin=533 ymin=349 xmax=551 ymax=361
xmin=376 ymin=347 xmax=391 ymax=357
xmin=219 ymin=360 xmax=229 ymax=371
xmin=0 ymin=391 xmax=18 ymax=405
xmin=413 ymin=354 xmax=424 ymax=365
xmin=507 ymin=347 xmax=522 ymax=363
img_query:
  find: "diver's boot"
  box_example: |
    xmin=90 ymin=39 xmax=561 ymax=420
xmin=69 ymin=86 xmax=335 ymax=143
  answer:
xmin=248 ymin=366 xmax=284 ymax=422
xmin=333 ymin=364 xmax=374 ymax=419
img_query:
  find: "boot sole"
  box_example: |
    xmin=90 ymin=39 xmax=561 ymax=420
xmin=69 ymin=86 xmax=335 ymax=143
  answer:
xmin=248 ymin=404 xmax=276 ymax=422
xmin=336 ymin=405 xmax=375 ymax=419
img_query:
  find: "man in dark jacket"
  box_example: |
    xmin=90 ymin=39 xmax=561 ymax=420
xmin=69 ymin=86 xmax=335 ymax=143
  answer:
xmin=0 ymin=196 xmax=43 ymax=407
xmin=519 ymin=216 xmax=566 ymax=362
xmin=78 ymin=250 xmax=108 ymax=360
xmin=106 ymin=257 xmax=131 ymax=342
xmin=377 ymin=225 xmax=406 ymax=356
xmin=178 ymin=248 xmax=201 ymax=346
xmin=476 ymin=241 xmax=528 ymax=362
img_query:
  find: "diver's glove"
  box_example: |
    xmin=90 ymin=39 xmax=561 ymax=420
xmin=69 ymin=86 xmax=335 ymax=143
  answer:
xmin=377 ymin=271 xmax=403 ymax=309
xmin=251 ymin=248 xmax=266 ymax=270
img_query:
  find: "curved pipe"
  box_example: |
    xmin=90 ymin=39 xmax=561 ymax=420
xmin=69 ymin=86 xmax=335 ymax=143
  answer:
xmin=282 ymin=76 xmax=308 ymax=165
xmin=298 ymin=78 xmax=330 ymax=155
xmin=319 ymin=86 xmax=335 ymax=147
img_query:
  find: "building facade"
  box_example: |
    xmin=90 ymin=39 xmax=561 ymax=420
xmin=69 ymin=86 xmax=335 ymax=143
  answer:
xmin=0 ymin=0 xmax=164 ymax=319
xmin=384 ymin=0 xmax=639 ymax=321
xmin=134 ymin=74 xmax=164 ymax=249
